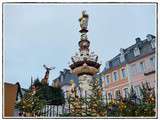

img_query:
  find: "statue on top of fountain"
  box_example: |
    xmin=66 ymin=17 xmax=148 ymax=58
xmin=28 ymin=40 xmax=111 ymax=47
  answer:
xmin=79 ymin=10 xmax=89 ymax=30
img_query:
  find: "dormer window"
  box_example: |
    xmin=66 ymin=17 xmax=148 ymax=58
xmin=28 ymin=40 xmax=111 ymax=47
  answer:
xmin=105 ymin=61 xmax=110 ymax=69
xmin=146 ymin=34 xmax=155 ymax=41
xmin=134 ymin=47 xmax=140 ymax=56
xmin=151 ymin=40 xmax=155 ymax=49
xmin=146 ymin=34 xmax=155 ymax=49
xmin=120 ymin=48 xmax=125 ymax=62
xmin=120 ymin=55 xmax=125 ymax=63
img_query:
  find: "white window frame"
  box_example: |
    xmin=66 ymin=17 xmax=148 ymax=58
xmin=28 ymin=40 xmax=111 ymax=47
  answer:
xmin=139 ymin=61 xmax=145 ymax=73
xmin=134 ymin=47 xmax=140 ymax=56
xmin=121 ymin=68 xmax=126 ymax=79
xmin=105 ymin=75 xmax=110 ymax=85
xmin=113 ymin=71 xmax=118 ymax=81
xmin=131 ymin=64 xmax=137 ymax=76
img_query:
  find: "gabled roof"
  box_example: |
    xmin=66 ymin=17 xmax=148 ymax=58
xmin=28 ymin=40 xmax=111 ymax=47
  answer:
xmin=103 ymin=34 xmax=155 ymax=73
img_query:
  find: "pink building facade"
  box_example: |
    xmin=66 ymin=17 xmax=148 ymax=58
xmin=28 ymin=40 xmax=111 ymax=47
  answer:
xmin=101 ymin=64 xmax=129 ymax=100
xmin=128 ymin=51 xmax=155 ymax=97
xmin=102 ymin=34 xmax=156 ymax=100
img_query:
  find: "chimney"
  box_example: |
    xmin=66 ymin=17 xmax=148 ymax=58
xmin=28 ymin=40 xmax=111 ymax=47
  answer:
xmin=135 ymin=37 xmax=141 ymax=43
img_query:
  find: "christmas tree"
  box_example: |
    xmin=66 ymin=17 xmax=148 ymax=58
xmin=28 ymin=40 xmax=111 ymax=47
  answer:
xmin=64 ymin=77 xmax=107 ymax=117
xmin=16 ymin=90 xmax=46 ymax=117
xmin=64 ymin=80 xmax=86 ymax=116
xmin=107 ymin=83 xmax=156 ymax=117
xmin=68 ymin=88 xmax=85 ymax=116
xmin=87 ymin=78 xmax=107 ymax=116
xmin=138 ymin=82 xmax=155 ymax=116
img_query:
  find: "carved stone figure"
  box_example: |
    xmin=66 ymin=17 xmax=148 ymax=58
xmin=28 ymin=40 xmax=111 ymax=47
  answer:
xmin=79 ymin=10 xmax=89 ymax=30
xmin=89 ymin=52 xmax=98 ymax=62
xmin=41 ymin=65 xmax=55 ymax=84
xmin=43 ymin=64 xmax=55 ymax=72
xmin=81 ymin=33 xmax=88 ymax=40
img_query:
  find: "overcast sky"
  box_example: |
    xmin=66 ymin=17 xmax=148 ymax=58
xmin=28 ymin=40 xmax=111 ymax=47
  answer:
xmin=4 ymin=3 xmax=156 ymax=89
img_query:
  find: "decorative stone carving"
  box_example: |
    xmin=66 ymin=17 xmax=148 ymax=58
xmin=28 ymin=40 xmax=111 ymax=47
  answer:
xmin=81 ymin=33 xmax=88 ymax=40
xmin=79 ymin=75 xmax=93 ymax=95
xmin=89 ymin=51 xmax=98 ymax=62
xmin=41 ymin=64 xmax=55 ymax=84
xmin=79 ymin=10 xmax=89 ymax=30
xmin=71 ymin=52 xmax=81 ymax=63
xmin=43 ymin=64 xmax=55 ymax=71
xmin=69 ymin=11 xmax=101 ymax=97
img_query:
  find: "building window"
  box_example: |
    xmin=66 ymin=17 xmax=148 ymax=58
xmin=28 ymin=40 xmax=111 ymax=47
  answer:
xmin=140 ymin=61 xmax=145 ymax=72
xmin=134 ymin=47 xmax=140 ymax=56
xmin=150 ymin=57 xmax=155 ymax=66
xmin=106 ymin=75 xmax=110 ymax=85
xmin=113 ymin=71 xmax=118 ymax=81
xmin=115 ymin=90 xmax=121 ymax=99
xmin=123 ymin=88 xmax=129 ymax=98
xmin=131 ymin=64 xmax=137 ymax=76
xmin=120 ymin=55 xmax=125 ymax=63
xmin=108 ymin=92 xmax=112 ymax=100
xmin=121 ymin=68 xmax=126 ymax=79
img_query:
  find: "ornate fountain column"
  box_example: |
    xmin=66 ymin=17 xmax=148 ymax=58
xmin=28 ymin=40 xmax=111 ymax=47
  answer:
xmin=70 ymin=11 xmax=101 ymax=95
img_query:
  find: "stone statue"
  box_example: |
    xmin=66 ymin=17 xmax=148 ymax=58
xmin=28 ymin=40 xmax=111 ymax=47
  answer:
xmin=71 ymin=52 xmax=81 ymax=63
xmin=79 ymin=10 xmax=89 ymax=30
xmin=41 ymin=64 xmax=55 ymax=84
xmin=43 ymin=64 xmax=55 ymax=71
xmin=90 ymin=52 xmax=98 ymax=62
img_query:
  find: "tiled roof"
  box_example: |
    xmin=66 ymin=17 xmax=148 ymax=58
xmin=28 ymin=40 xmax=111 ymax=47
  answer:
xmin=53 ymin=69 xmax=79 ymax=87
xmin=103 ymin=34 xmax=156 ymax=73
